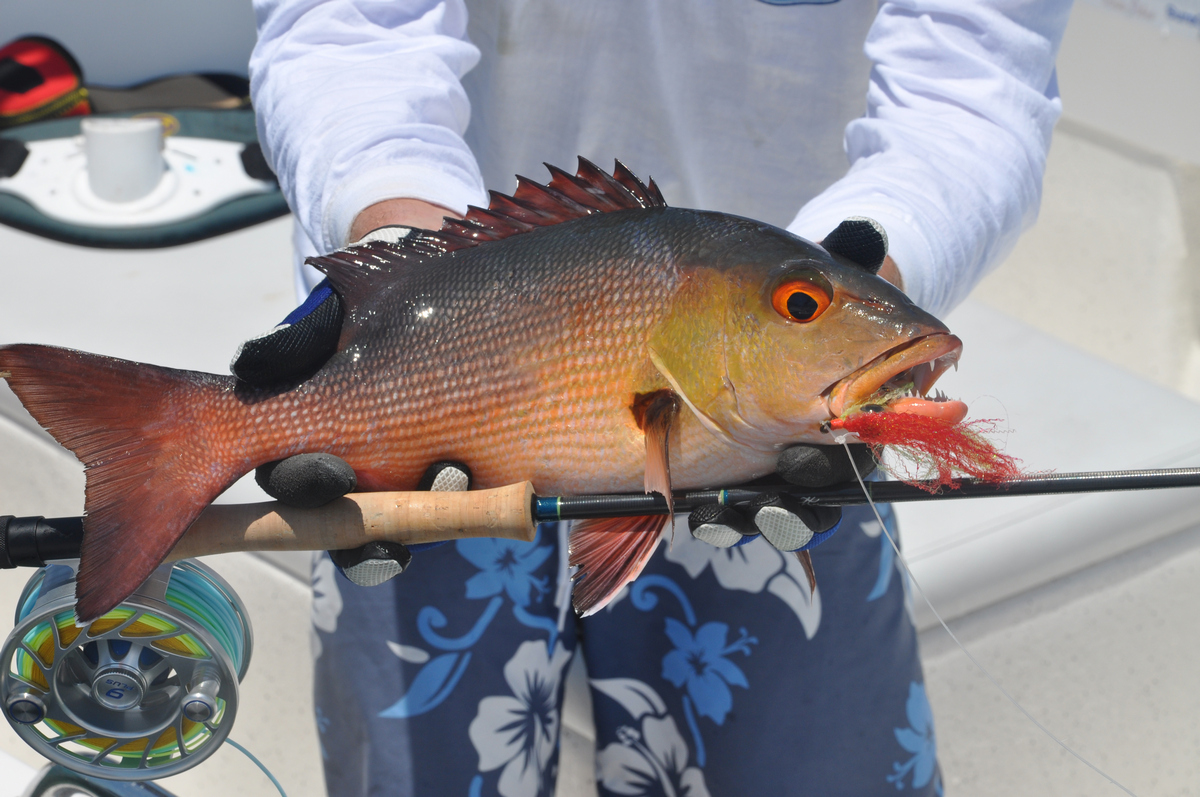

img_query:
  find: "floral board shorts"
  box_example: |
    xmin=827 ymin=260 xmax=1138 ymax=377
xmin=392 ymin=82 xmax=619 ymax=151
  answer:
xmin=310 ymin=504 xmax=943 ymax=796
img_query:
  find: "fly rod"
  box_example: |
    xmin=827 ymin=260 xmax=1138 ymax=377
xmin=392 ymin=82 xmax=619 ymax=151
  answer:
xmin=541 ymin=465 xmax=1200 ymax=519
xmin=3 ymin=466 xmax=1200 ymax=568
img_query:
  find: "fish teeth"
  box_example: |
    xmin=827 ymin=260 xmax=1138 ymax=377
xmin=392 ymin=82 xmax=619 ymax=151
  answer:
xmin=912 ymin=362 xmax=936 ymax=396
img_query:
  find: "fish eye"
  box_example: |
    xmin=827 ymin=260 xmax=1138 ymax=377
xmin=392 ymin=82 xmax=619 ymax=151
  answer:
xmin=771 ymin=278 xmax=831 ymax=323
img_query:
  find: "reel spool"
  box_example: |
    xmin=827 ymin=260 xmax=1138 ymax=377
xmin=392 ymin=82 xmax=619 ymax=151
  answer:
xmin=0 ymin=560 xmax=252 ymax=780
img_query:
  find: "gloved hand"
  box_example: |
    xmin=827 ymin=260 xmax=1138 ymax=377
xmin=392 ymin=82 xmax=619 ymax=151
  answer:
xmin=231 ymin=225 xmax=417 ymax=388
xmin=687 ymin=443 xmax=876 ymax=552
xmin=237 ymin=224 xmax=453 ymax=586
xmin=256 ymin=452 xmax=471 ymax=586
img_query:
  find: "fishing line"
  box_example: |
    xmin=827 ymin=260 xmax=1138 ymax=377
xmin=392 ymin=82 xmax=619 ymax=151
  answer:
xmin=838 ymin=440 xmax=1137 ymax=797
xmin=226 ymin=737 xmax=289 ymax=797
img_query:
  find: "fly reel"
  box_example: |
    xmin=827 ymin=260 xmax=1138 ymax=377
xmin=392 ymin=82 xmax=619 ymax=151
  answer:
xmin=1 ymin=560 xmax=252 ymax=780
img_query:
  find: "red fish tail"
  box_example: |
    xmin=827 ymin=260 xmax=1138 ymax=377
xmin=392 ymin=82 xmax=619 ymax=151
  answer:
xmin=0 ymin=344 xmax=248 ymax=621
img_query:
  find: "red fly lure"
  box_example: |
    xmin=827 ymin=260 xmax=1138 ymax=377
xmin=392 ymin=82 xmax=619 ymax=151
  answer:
xmin=830 ymin=410 xmax=1023 ymax=490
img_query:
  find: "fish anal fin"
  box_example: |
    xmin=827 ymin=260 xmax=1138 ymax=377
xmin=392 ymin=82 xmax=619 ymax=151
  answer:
xmin=569 ymin=515 xmax=668 ymax=616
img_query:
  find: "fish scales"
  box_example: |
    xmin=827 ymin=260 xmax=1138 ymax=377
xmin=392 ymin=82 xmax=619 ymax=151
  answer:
xmin=214 ymin=208 xmax=771 ymax=496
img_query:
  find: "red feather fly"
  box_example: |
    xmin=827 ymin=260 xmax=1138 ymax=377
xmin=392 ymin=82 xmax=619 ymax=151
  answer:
xmin=831 ymin=411 xmax=1023 ymax=490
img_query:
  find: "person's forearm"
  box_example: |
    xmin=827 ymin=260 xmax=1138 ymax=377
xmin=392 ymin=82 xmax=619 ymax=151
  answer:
xmin=790 ymin=0 xmax=1071 ymax=316
xmin=251 ymin=0 xmax=485 ymax=252
xmin=349 ymin=198 xmax=461 ymax=241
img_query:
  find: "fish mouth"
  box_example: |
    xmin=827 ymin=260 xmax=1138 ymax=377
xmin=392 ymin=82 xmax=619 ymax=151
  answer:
xmin=826 ymin=333 xmax=964 ymax=420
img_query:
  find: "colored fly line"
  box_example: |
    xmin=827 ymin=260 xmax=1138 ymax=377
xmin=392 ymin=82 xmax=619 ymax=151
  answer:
xmin=227 ymin=737 xmax=289 ymax=797
xmin=164 ymin=570 xmax=288 ymax=796
xmin=170 ymin=570 xmax=288 ymax=795
xmin=837 ymin=439 xmax=1138 ymax=797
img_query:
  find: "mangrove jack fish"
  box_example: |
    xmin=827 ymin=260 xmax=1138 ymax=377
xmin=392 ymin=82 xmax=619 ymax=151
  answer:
xmin=0 ymin=159 xmax=963 ymax=621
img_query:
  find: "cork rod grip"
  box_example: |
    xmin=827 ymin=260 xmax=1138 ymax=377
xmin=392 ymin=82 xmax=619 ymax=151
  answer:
xmin=166 ymin=481 xmax=537 ymax=561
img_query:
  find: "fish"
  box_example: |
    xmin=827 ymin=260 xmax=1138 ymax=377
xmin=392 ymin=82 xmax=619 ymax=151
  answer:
xmin=0 ymin=158 xmax=963 ymax=621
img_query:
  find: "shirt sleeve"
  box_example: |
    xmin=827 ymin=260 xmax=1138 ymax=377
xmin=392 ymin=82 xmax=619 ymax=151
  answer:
xmin=250 ymin=0 xmax=487 ymax=253
xmin=788 ymin=0 xmax=1072 ymax=318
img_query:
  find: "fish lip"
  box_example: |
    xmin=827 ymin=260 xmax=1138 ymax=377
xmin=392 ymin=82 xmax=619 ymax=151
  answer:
xmin=825 ymin=333 xmax=963 ymax=418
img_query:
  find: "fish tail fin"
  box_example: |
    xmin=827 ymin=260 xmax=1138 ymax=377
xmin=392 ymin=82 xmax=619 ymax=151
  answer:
xmin=569 ymin=515 xmax=668 ymax=616
xmin=0 ymin=344 xmax=246 ymax=621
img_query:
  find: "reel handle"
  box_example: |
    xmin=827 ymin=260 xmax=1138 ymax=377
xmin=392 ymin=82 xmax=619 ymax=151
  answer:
xmin=167 ymin=481 xmax=537 ymax=560
xmin=0 ymin=482 xmax=537 ymax=567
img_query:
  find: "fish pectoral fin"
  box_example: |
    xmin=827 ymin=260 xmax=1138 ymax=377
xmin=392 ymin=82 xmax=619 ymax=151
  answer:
xmin=569 ymin=515 xmax=669 ymax=616
xmin=633 ymin=388 xmax=681 ymax=512
xmin=568 ymin=390 xmax=680 ymax=617
xmin=795 ymin=550 xmax=817 ymax=595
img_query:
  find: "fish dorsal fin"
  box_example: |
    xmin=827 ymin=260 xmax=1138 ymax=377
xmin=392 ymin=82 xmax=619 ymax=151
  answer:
xmin=450 ymin=157 xmax=667 ymax=242
xmin=304 ymin=234 xmax=436 ymax=315
xmin=305 ymin=158 xmax=667 ymax=314
xmin=569 ymin=389 xmax=681 ymax=616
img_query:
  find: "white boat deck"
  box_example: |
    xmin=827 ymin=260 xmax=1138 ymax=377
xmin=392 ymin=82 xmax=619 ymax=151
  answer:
xmin=0 ymin=218 xmax=328 ymax=797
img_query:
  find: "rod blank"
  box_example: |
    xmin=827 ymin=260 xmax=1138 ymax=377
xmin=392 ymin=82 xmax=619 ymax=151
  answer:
xmin=537 ymin=467 xmax=1200 ymax=520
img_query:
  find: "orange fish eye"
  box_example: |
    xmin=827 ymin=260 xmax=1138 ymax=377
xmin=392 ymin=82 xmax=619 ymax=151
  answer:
xmin=771 ymin=279 xmax=831 ymax=323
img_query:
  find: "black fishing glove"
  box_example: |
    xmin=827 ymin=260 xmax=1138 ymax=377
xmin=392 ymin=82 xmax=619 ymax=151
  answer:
xmin=257 ymin=452 xmax=471 ymax=586
xmin=819 ymin=216 xmax=889 ymax=275
xmin=687 ymin=443 xmax=876 ymax=552
xmin=231 ymin=226 xmax=416 ymax=388
xmin=239 ymin=226 xmax=450 ymax=585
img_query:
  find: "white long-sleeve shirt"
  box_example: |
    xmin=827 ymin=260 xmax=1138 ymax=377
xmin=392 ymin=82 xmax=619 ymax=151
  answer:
xmin=250 ymin=0 xmax=1071 ymax=318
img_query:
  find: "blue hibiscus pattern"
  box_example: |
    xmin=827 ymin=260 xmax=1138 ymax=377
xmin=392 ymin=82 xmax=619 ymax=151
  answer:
xmin=661 ymin=619 xmax=755 ymax=725
xmin=378 ymin=527 xmax=560 ymax=720
xmin=604 ymin=575 xmax=759 ymax=768
xmin=315 ymin=503 xmax=942 ymax=796
xmin=888 ymin=682 xmax=943 ymax=794
xmin=461 ymin=537 xmax=552 ymax=606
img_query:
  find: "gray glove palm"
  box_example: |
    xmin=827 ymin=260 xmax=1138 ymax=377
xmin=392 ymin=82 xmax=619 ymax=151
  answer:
xmin=687 ymin=443 xmax=876 ymax=552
